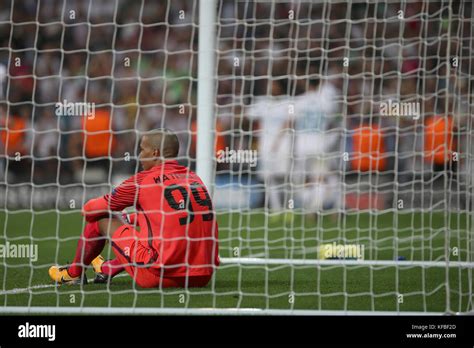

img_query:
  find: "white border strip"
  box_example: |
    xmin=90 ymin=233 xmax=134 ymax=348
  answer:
xmin=0 ymin=306 xmax=451 ymax=316
xmin=220 ymin=257 xmax=474 ymax=268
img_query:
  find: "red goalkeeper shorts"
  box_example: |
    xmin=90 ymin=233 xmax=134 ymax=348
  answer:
xmin=110 ymin=224 xmax=212 ymax=289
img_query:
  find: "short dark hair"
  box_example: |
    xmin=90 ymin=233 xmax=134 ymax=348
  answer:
xmin=142 ymin=128 xmax=179 ymax=158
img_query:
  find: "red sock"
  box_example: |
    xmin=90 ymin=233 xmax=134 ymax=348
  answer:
xmin=68 ymin=221 xmax=105 ymax=278
xmin=101 ymin=259 xmax=125 ymax=277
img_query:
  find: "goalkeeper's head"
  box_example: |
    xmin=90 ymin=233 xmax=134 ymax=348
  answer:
xmin=139 ymin=128 xmax=179 ymax=170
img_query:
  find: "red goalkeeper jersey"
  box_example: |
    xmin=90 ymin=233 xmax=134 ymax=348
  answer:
xmin=83 ymin=160 xmax=219 ymax=277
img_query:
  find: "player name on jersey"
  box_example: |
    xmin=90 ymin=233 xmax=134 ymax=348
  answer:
xmin=153 ymin=173 xmax=190 ymax=183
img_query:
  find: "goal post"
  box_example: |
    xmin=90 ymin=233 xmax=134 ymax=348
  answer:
xmin=0 ymin=0 xmax=473 ymax=316
xmin=196 ymin=0 xmax=217 ymax=192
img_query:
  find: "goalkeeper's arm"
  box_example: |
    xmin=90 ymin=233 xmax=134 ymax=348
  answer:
xmin=82 ymin=173 xmax=142 ymax=222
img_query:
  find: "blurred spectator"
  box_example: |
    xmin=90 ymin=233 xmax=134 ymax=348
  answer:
xmin=424 ymin=114 xmax=457 ymax=174
xmin=68 ymin=107 xmax=116 ymax=183
xmin=0 ymin=0 xmax=469 ymax=214
xmin=351 ymin=122 xmax=387 ymax=173
xmin=0 ymin=105 xmax=32 ymax=183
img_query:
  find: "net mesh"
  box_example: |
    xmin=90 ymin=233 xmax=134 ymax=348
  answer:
xmin=0 ymin=0 xmax=472 ymax=314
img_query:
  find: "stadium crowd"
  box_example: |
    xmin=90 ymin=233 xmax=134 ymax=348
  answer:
xmin=0 ymin=0 xmax=471 ymax=211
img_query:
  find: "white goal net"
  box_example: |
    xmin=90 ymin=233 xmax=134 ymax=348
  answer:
xmin=0 ymin=0 xmax=472 ymax=315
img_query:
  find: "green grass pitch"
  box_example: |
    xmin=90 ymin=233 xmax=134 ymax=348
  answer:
xmin=0 ymin=210 xmax=472 ymax=313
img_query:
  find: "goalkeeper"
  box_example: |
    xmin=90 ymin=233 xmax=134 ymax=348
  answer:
xmin=49 ymin=129 xmax=219 ymax=288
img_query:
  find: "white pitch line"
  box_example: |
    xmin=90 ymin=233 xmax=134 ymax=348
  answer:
xmin=0 ymin=306 xmax=450 ymax=316
xmin=0 ymin=273 xmax=129 ymax=296
xmin=0 ymin=283 xmax=58 ymax=295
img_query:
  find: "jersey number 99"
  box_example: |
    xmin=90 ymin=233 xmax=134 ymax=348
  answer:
xmin=164 ymin=182 xmax=213 ymax=225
